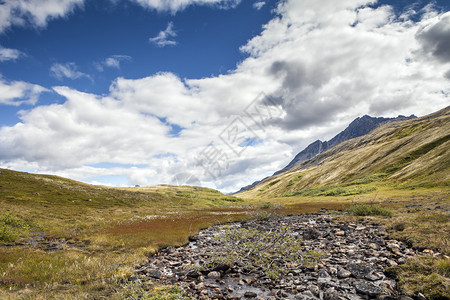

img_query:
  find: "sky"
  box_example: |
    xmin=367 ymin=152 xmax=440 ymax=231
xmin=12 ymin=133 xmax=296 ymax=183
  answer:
xmin=0 ymin=0 xmax=449 ymax=193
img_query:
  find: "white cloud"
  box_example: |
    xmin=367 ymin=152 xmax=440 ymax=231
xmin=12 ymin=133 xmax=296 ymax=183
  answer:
xmin=149 ymin=22 xmax=177 ymax=47
xmin=133 ymin=0 xmax=241 ymax=13
xmin=0 ymin=46 xmax=22 ymax=62
xmin=105 ymin=55 xmax=132 ymax=68
xmin=253 ymin=1 xmax=265 ymax=10
xmin=50 ymin=62 xmax=91 ymax=81
xmin=1 ymin=0 xmax=449 ymax=193
xmin=95 ymin=55 xmax=132 ymax=71
xmin=0 ymin=0 xmax=84 ymax=33
xmin=0 ymin=77 xmax=48 ymax=106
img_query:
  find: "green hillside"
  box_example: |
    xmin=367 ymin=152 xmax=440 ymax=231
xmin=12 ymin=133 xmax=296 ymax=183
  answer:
xmin=0 ymin=169 xmax=249 ymax=299
xmin=237 ymin=106 xmax=450 ymax=199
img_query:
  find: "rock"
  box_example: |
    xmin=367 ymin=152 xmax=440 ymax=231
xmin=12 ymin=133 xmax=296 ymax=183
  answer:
xmin=354 ymin=280 xmax=384 ymax=297
xmin=368 ymin=243 xmax=379 ymax=250
xmin=347 ymin=263 xmax=375 ymax=279
xmin=147 ymin=269 xmax=162 ymax=279
xmin=207 ymin=271 xmax=221 ymax=279
xmin=188 ymin=235 xmax=199 ymax=242
xmin=213 ymin=263 xmax=231 ymax=271
xmin=187 ymin=269 xmax=202 ymax=278
xmin=244 ymin=291 xmax=257 ymax=298
xmin=303 ymin=230 xmax=321 ymax=240
xmin=365 ymin=272 xmax=382 ymax=281
xmin=337 ymin=268 xmax=352 ymax=279
xmin=417 ymin=293 xmax=426 ymax=300
xmin=308 ymin=284 xmax=320 ymax=296
xmin=318 ymin=270 xmax=331 ymax=284
xmin=386 ymin=259 xmax=398 ymax=267
xmin=302 ymin=290 xmax=315 ymax=298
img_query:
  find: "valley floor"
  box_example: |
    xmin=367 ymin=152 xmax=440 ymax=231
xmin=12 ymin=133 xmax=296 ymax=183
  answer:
xmin=0 ymin=187 xmax=449 ymax=299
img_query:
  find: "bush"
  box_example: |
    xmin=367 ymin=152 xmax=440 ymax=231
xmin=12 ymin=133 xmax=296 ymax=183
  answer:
xmin=284 ymin=185 xmax=376 ymax=197
xmin=347 ymin=204 xmax=392 ymax=217
xmin=206 ymin=223 xmax=323 ymax=279
xmin=287 ymin=174 xmax=303 ymax=187
xmin=0 ymin=213 xmax=30 ymax=243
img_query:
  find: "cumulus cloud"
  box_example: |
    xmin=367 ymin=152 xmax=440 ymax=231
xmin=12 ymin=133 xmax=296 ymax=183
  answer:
xmin=149 ymin=22 xmax=177 ymax=47
xmin=416 ymin=12 xmax=450 ymax=62
xmin=1 ymin=0 xmax=449 ymax=193
xmin=50 ymin=62 xmax=91 ymax=81
xmin=240 ymin=0 xmax=449 ymax=128
xmin=0 ymin=0 xmax=84 ymax=33
xmin=95 ymin=55 xmax=132 ymax=71
xmin=0 ymin=46 xmax=22 ymax=62
xmin=133 ymin=0 xmax=241 ymax=13
xmin=0 ymin=77 xmax=48 ymax=106
xmin=253 ymin=1 xmax=265 ymax=10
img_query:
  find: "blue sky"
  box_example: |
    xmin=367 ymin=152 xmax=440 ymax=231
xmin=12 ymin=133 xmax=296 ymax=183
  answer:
xmin=0 ymin=0 xmax=449 ymax=192
xmin=0 ymin=0 xmax=275 ymax=123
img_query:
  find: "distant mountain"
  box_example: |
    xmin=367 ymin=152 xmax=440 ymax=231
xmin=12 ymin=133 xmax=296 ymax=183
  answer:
xmin=275 ymin=114 xmax=416 ymax=175
xmin=235 ymin=114 xmax=416 ymax=194
xmin=236 ymin=106 xmax=449 ymax=198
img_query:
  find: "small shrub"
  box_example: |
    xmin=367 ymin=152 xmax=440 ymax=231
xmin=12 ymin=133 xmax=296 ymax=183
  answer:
xmin=351 ymin=173 xmax=386 ymax=185
xmin=287 ymin=174 xmax=303 ymax=187
xmin=392 ymin=223 xmax=406 ymax=231
xmin=255 ymin=211 xmax=277 ymax=221
xmin=205 ymin=224 xmax=323 ymax=280
xmin=0 ymin=225 xmax=15 ymax=243
xmin=266 ymin=269 xmax=279 ymax=280
xmin=221 ymin=197 xmax=244 ymax=203
xmin=260 ymin=202 xmax=272 ymax=209
xmin=0 ymin=213 xmax=30 ymax=243
xmin=347 ymin=204 xmax=393 ymax=217
xmin=117 ymin=282 xmax=188 ymax=300
xmin=284 ymin=185 xmax=376 ymax=197
xmin=267 ymin=179 xmax=281 ymax=187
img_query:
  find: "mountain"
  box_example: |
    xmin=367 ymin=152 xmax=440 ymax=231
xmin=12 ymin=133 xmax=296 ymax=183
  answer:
xmin=235 ymin=114 xmax=416 ymax=193
xmin=276 ymin=114 xmax=417 ymax=175
xmin=237 ymin=106 xmax=449 ymax=198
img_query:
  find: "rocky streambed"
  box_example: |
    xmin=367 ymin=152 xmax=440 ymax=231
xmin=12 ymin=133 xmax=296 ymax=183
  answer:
xmin=137 ymin=212 xmax=422 ymax=299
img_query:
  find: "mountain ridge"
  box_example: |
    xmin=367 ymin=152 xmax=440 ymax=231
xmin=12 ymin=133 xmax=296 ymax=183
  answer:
xmin=235 ymin=114 xmax=416 ymax=193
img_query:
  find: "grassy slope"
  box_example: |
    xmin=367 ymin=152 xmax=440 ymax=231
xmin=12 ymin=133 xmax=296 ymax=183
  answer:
xmin=0 ymin=169 xmax=250 ymax=299
xmin=237 ymin=106 xmax=450 ymax=199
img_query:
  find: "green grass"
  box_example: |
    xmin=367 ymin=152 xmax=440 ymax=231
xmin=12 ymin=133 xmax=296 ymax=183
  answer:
xmin=0 ymin=168 xmax=255 ymax=299
xmin=390 ymin=121 xmax=428 ymax=140
xmin=387 ymin=210 xmax=450 ymax=254
xmin=287 ymin=174 xmax=303 ymax=187
xmin=115 ymin=283 xmax=189 ymax=300
xmin=384 ymin=134 xmax=450 ymax=174
xmin=0 ymin=213 xmax=32 ymax=243
xmin=346 ymin=203 xmax=393 ymax=217
xmin=386 ymin=256 xmax=450 ymax=299
xmin=350 ymin=173 xmax=387 ymax=185
xmin=283 ymin=184 xmax=376 ymax=197
xmin=267 ymin=179 xmax=281 ymax=187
